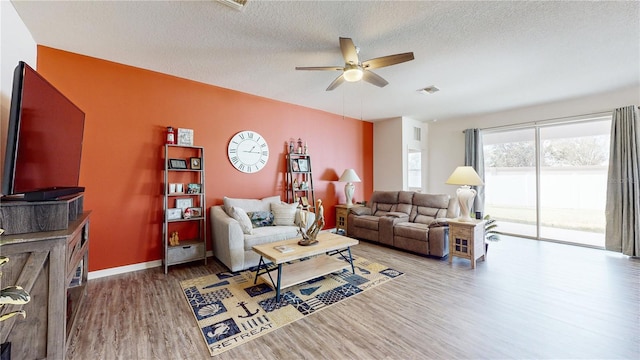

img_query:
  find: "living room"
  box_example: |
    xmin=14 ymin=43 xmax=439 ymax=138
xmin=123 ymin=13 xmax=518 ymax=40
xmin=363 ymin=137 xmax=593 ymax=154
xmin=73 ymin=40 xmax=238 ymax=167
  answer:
xmin=1 ymin=1 xmax=638 ymax=359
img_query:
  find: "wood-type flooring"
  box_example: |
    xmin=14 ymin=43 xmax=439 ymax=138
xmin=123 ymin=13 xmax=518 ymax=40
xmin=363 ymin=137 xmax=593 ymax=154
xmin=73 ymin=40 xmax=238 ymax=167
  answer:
xmin=66 ymin=235 xmax=639 ymax=359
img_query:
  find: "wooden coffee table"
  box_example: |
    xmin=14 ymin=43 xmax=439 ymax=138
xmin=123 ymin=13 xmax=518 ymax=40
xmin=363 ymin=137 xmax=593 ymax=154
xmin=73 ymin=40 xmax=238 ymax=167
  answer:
xmin=252 ymin=232 xmax=359 ymax=302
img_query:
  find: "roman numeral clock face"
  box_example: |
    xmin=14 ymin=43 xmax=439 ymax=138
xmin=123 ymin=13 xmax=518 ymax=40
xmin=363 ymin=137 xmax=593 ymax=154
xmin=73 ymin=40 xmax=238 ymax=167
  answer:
xmin=227 ymin=130 xmax=269 ymax=173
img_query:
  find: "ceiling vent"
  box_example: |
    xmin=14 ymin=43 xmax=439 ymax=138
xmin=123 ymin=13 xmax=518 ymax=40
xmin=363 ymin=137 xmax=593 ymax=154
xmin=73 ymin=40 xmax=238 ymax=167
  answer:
xmin=418 ymin=86 xmax=439 ymax=94
xmin=216 ymin=0 xmax=248 ymax=11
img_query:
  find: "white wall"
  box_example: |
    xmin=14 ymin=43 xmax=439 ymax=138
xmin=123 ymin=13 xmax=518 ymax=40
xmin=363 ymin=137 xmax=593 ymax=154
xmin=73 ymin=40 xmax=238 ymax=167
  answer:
xmin=402 ymin=116 xmax=426 ymax=191
xmin=427 ymin=85 xmax=640 ymax=198
xmin=1 ymin=1 xmax=36 ymax=177
xmin=373 ymin=117 xmax=403 ymax=190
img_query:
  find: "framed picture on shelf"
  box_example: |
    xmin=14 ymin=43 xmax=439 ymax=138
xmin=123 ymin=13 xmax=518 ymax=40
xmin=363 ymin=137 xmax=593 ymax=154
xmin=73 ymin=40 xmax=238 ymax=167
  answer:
xmin=168 ymin=158 xmax=188 ymax=169
xmin=298 ymin=158 xmax=309 ymax=172
xmin=177 ymin=128 xmax=194 ymax=146
xmin=187 ymin=183 xmax=201 ymax=194
xmin=189 ymin=207 xmax=203 ymax=217
xmin=190 ymin=157 xmax=202 ymax=170
xmin=291 ymin=159 xmax=300 ymax=172
xmin=169 ymin=183 xmax=184 ymax=194
xmin=167 ymin=208 xmax=182 ymax=220
xmin=175 ymin=198 xmax=193 ymax=209
xmin=300 ymin=196 xmax=309 ymax=207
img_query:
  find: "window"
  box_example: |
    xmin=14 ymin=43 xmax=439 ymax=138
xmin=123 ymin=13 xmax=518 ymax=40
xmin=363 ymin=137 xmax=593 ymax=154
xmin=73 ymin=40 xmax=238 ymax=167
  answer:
xmin=408 ymin=149 xmax=422 ymax=191
xmin=483 ymin=116 xmax=611 ymax=247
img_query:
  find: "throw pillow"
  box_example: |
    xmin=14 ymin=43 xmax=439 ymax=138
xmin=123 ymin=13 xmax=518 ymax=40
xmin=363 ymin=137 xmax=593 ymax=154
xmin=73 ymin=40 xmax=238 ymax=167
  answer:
xmin=246 ymin=211 xmax=275 ymax=228
xmin=271 ymin=202 xmax=298 ymax=226
xmin=230 ymin=206 xmax=253 ymax=235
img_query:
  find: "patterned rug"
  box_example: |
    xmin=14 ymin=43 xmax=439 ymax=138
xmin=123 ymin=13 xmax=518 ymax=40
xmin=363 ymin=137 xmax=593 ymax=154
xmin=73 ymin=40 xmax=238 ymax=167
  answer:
xmin=180 ymin=254 xmax=403 ymax=356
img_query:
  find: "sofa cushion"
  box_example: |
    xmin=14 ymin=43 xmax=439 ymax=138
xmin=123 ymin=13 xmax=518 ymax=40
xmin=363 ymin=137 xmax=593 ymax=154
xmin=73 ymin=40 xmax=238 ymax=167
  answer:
xmin=411 ymin=193 xmax=450 ymax=224
xmin=230 ymin=206 xmax=253 ymax=234
xmin=247 ymin=211 xmax=275 ymax=228
xmin=352 ymin=215 xmax=380 ymax=231
xmin=271 ymin=202 xmax=297 ymax=226
xmin=394 ymin=222 xmax=430 ymax=241
xmin=223 ymin=195 xmax=281 ymax=216
xmin=243 ymin=226 xmax=301 ymax=251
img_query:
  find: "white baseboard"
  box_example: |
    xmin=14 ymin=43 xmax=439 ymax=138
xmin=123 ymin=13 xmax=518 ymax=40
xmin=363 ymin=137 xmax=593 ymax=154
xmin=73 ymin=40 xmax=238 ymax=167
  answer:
xmin=88 ymin=250 xmax=214 ymax=280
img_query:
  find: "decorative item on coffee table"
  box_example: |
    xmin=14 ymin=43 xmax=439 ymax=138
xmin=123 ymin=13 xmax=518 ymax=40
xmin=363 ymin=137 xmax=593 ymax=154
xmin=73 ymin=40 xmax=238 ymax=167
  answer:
xmin=297 ymin=199 xmax=325 ymax=246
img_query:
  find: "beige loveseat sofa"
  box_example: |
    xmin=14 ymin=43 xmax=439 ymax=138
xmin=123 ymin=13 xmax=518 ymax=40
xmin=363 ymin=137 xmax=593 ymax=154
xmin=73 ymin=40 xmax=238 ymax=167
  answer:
xmin=347 ymin=191 xmax=457 ymax=257
xmin=210 ymin=196 xmax=314 ymax=271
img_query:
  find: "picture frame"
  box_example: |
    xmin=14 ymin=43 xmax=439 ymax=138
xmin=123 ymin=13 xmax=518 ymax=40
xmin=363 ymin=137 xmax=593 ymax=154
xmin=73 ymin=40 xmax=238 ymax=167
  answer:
xmin=190 ymin=157 xmax=202 ymax=170
xmin=166 ymin=208 xmax=182 ymax=220
xmin=300 ymin=196 xmax=309 ymax=207
xmin=189 ymin=207 xmax=203 ymax=217
xmin=187 ymin=183 xmax=201 ymax=194
xmin=298 ymin=158 xmax=309 ymax=172
xmin=168 ymin=158 xmax=188 ymax=170
xmin=177 ymin=128 xmax=194 ymax=146
xmin=175 ymin=198 xmax=193 ymax=209
xmin=291 ymin=159 xmax=300 ymax=172
xmin=169 ymin=183 xmax=184 ymax=194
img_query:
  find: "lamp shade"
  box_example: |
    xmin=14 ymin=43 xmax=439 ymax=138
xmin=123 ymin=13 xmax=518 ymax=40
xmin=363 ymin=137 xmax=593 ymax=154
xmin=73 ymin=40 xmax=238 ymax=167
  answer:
xmin=339 ymin=169 xmax=361 ymax=183
xmin=445 ymin=166 xmax=484 ymax=186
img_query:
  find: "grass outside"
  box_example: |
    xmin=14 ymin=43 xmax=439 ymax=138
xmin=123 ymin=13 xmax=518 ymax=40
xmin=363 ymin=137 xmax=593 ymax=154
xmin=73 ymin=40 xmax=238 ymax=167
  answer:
xmin=484 ymin=205 xmax=605 ymax=233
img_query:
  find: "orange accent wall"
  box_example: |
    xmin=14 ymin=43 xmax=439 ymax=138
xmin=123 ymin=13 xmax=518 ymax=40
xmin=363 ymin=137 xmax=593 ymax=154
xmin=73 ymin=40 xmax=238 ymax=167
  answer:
xmin=36 ymin=46 xmax=373 ymax=271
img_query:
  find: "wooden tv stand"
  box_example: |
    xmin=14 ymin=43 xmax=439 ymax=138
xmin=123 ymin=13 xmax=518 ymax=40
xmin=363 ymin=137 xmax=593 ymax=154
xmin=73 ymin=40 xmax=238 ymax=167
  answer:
xmin=0 ymin=211 xmax=91 ymax=359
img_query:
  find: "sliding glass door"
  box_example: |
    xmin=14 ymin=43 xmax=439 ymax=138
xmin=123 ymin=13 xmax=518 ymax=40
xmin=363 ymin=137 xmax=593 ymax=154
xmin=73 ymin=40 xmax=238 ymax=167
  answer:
xmin=482 ymin=117 xmax=611 ymax=247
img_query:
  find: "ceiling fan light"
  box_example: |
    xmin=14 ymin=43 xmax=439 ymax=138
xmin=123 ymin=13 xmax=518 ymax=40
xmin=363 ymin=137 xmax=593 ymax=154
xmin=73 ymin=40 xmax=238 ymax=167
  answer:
xmin=343 ymin=66 xmax=363 ymax=82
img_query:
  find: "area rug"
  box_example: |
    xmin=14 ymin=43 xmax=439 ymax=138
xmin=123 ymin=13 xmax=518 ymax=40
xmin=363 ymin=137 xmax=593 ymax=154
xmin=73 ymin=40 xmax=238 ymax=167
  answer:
xmin=180 ymin=254 xmax=403 ymax=356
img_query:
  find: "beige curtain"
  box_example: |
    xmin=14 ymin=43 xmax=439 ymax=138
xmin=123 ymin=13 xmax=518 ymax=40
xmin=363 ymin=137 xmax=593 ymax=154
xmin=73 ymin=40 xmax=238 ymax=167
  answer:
xmin=605 ymin=105 xmax=640 ymax=256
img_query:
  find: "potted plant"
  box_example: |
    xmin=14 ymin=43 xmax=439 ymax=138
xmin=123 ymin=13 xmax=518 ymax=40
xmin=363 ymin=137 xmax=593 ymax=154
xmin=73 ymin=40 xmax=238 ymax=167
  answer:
xmin=483 ymin=215 xmax=500 ymax=254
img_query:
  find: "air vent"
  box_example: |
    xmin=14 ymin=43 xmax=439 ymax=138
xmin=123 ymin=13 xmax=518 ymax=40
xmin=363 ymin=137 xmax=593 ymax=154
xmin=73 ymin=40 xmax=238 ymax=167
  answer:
xmin=413 ymin=127 xmax=421 ymax=141
xmin=418 ymin=85 xmax=439 ymax=94
xmin=216 ymin=0 xmax=248 ymax=11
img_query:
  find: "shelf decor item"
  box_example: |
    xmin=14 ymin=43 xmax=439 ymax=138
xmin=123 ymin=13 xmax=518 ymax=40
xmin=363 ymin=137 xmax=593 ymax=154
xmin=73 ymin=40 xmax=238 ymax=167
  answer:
xmin=168 ymin=158 xmax=188 ymax=169
xmin=190 ymin=157 xmax=201 ymax=170
xmin=176 ymin=198 xmax=193 ymax=209
xmin=187 ymin=183 xmax=201 ymax=194
xmin=167 ymin=208 xmax=182 ymax=220
xmin=177 ymin=128 xmax=194 ymax=146
xmin=166 ymin=126 xmax=176 ymax=144
xmin=298 ymin=158 xmax=309 ymax=172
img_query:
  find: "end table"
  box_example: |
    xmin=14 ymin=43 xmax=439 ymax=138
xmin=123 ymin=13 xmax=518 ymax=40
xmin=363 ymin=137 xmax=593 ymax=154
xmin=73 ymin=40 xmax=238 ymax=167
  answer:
xmin=335 ymin=204 xmax=363 ymax=236
xmin=448 ymin=219 xmax=486 ymax=269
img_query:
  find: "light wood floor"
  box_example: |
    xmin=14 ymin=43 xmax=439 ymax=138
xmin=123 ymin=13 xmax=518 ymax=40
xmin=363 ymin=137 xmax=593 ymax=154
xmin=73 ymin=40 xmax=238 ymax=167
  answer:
xmin=66 ymin=236 xmax=640 ymax=359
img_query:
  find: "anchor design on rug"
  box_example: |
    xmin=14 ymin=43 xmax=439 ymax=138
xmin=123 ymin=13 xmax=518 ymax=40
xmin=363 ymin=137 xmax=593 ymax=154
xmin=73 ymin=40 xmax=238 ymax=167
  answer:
xmin=237 ymin=301 xmax=259 ymax=318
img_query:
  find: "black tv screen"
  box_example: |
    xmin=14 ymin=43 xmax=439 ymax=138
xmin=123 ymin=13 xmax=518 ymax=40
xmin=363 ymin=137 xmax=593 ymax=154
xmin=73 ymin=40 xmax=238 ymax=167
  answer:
xmin=2 ymin=61 xmax=85 ymax=200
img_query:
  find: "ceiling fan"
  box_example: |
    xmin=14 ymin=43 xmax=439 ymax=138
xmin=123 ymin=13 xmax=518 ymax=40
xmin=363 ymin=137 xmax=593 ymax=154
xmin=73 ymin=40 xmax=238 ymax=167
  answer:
xmin=295 ymin=37 xmax=415 ymax=91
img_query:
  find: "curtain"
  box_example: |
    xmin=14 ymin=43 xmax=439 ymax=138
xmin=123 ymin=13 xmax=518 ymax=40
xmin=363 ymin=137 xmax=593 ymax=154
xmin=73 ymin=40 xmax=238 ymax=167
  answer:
xmin=464 ymin=128 xmax=484 ymax=217
xmin=605 ymin=105 xmax=640 ymax=256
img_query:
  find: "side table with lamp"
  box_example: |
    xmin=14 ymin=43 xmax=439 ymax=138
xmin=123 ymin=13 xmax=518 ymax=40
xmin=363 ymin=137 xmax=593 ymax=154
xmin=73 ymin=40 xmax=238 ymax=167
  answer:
xmin=445 ymin=166 xmax=486 ymax=268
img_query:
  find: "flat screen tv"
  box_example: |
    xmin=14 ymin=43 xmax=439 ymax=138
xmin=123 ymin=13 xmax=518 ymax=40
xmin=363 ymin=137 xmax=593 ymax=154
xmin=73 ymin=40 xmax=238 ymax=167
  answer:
xmin=2 ymin=61 xmax=85 ymax=201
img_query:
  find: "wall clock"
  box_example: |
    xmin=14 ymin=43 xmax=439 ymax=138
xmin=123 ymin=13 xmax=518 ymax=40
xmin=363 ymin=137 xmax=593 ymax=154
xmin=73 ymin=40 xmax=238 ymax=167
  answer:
xmin=227 ymin=130 xmax=269 ymax=173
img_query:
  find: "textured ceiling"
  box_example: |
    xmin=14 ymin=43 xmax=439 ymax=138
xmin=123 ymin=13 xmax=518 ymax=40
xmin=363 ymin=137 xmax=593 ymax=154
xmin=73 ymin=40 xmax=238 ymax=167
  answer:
xmin=10 ymin=0 xmax=640 ymax=122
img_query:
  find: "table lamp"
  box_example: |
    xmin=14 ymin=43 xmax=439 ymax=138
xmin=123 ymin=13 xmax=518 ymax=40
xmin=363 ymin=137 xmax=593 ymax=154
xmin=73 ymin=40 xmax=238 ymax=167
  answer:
xmin=445 ymin=166 xmax=484 ymax=222
xmin=339 ymin=169 xmax=361 ymax=206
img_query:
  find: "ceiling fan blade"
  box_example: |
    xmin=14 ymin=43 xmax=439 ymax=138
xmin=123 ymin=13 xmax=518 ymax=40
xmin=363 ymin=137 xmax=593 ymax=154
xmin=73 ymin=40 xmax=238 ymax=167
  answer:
xmin=339 ymin=37 xmax=359 ymax=65
xmin=362 ymin=70 xmax=389 ymax=88
xmin=326 ymin=74 xmax=345 ymax=91
xmin=362 ymin=52 xmax=415 ymax=70
xmin=295 ymin=66 xmax=344 ymax=71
